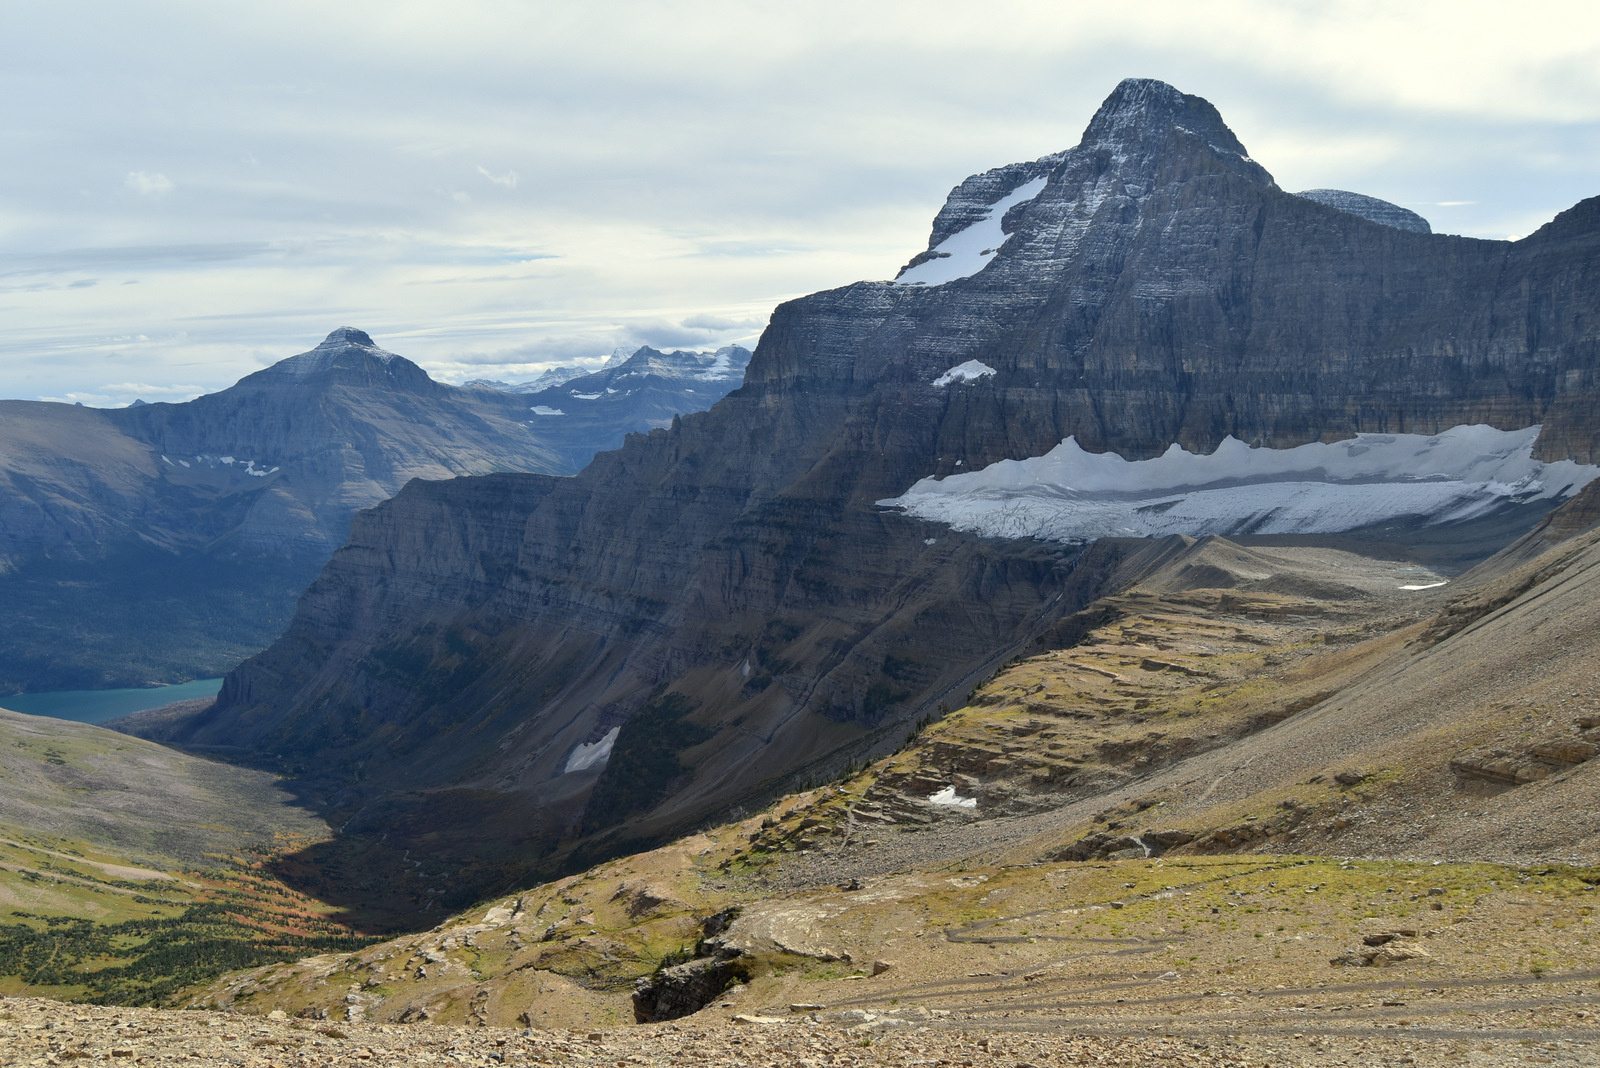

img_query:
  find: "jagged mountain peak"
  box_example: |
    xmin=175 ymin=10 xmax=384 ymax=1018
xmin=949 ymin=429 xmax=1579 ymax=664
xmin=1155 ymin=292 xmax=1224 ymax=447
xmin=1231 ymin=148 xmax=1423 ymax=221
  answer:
xmin=897 ymin=79 xmax=1275 ymax=284
xmin=1080 ymin=78 xmax=1249 ymax=160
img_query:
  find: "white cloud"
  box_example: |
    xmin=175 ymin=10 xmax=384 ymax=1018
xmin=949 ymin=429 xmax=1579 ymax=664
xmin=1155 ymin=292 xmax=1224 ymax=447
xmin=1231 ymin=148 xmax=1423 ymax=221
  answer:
xmin=476 ymin=166 xmax=518 ymax=189
xmin=124 ymin=171 xmax=173 ymax=196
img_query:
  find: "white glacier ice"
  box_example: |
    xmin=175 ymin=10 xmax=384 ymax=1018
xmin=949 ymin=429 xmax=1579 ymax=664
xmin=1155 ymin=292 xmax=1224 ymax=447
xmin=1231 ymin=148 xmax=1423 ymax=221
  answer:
xmin=530 ymin=405 xmax=565 ymax=416
xmin=895 ymin=176 xmax=1049 ymax=287
xmin=932 ymin=360 xmax=998 ymax=387
xmin=879 ymin=425 xmax=1600 ymax=543
xmin=564 ymin=727 xmax=620 ymax=774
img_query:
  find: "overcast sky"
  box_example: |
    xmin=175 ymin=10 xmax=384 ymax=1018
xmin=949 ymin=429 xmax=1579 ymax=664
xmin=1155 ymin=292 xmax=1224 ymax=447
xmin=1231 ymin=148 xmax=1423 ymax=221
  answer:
xmin=4 ymin=1 xmax=1600 ymax=405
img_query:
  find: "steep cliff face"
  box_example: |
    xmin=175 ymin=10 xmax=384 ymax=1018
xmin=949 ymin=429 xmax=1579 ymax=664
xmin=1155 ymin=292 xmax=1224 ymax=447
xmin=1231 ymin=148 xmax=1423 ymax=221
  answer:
xmin=189 ymin=79 xmax=1600 ymax=907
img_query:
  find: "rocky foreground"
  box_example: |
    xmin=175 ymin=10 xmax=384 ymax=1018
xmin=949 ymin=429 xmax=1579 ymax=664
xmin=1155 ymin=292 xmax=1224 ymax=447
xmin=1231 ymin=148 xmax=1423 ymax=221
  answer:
xmin=6 ymin=994 xmax=1597 ymax=1067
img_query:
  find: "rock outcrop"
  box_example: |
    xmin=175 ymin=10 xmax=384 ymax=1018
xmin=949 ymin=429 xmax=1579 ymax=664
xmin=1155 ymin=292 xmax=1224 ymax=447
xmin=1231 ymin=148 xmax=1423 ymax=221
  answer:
xmin=188 ymin=79 xmax=1600 ymax=909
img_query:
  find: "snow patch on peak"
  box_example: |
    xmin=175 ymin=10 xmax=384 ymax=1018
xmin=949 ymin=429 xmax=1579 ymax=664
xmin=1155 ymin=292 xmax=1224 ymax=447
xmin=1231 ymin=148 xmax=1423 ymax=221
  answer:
xmin=896 ymin=176 xmax=1047 ymax=287
xmin=879 ymin=425 xmax=1600 ymax=544
xmin=932 ymin=360 xmax=997 ymax=387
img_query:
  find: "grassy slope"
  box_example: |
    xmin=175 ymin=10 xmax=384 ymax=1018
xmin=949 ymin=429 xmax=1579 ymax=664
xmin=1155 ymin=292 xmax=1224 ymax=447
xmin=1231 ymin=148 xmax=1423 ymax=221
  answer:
xmin=180 ymin=530 xmax=1600 ymax=1033
xmin=0 ymin=709 xmax=377 ymax=1003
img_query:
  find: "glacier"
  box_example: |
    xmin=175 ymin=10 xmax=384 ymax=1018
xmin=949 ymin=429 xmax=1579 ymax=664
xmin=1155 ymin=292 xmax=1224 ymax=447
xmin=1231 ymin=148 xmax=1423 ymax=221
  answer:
xmin=878 ymin=425 xmax=1600 ymax=543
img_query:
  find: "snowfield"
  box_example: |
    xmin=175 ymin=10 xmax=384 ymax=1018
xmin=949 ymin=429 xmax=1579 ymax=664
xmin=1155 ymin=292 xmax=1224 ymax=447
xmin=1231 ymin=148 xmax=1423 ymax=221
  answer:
xmin=879 ymin=425 xmax=1600 ymax=543
xmin=895 ymin=176 xmax=1049 ymax=287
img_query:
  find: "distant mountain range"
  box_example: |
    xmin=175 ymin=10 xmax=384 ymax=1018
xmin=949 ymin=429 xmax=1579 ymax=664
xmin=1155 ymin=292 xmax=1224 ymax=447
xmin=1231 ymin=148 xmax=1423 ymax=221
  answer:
xmin=0 ymin=329 xmax=748 ymax=693
xmin=464 ymin=344 xmax=751 ymax=470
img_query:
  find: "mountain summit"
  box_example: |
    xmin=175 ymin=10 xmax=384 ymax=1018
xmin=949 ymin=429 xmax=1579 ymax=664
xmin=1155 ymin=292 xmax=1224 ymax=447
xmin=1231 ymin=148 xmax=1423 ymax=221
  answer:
xmin=901 ymin=77 xmax=1274 ymax=282
xmin=241 ymin=327 xmax=436 ymax=392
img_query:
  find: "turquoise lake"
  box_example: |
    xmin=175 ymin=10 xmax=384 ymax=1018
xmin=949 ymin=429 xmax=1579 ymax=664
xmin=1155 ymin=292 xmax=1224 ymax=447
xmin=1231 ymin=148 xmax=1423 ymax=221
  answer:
xmin=0 ymin=678 xmax=224 ymax=725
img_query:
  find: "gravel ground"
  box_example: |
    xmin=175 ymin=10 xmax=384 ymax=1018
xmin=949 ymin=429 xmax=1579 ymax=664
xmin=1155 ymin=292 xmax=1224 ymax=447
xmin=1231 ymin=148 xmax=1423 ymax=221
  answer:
xmin=8 ymin=993 xmax=1597 ymax=1067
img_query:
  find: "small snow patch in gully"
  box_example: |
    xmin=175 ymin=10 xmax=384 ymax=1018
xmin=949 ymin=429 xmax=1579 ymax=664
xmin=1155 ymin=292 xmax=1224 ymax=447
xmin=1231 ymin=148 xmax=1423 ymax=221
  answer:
xmin=928 ymin=786 xmax=977 ymax=809
xmin=564 ymin=727 xmax=619 ymax=773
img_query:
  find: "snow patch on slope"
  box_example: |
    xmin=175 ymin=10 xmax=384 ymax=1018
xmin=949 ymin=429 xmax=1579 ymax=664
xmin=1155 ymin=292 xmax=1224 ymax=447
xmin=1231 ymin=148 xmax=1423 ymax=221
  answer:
xmin=564 ymin=727 xmax=620 ymax=774
xmin=932 ymin=360 xmax=997 ymax=387
xmin=896 ymin=176 xmax=1048 ymax=287
xmin=928 ymin=785 xmax=977 ymax=809
xmin=879 ymin=425 xmax=1600 ymax=543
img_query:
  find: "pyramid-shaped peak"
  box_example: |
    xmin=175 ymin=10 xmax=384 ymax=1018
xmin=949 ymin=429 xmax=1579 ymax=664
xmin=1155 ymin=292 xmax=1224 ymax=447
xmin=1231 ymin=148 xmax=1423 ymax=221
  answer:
xmin=242 ymin=326 xmax=436 ymax=393
xmin=1082 ymin=78 xmax=1253 ymax=162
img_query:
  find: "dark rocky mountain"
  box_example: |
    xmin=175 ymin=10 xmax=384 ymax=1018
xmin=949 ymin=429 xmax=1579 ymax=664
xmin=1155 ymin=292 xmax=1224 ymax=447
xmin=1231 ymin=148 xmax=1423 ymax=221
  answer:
xmin=173 ymin=79 xmax=1600 ymax=916
xmin=0 ymin=329 xmax=743 ymax=693
xmin=467 ymin=344 xmax=752 ymax=470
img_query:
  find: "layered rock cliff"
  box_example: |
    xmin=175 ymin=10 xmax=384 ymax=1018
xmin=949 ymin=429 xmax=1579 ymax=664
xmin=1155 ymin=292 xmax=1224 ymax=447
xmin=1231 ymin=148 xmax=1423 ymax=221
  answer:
xmin=186 ymin=79 xmax=1600 ymax=912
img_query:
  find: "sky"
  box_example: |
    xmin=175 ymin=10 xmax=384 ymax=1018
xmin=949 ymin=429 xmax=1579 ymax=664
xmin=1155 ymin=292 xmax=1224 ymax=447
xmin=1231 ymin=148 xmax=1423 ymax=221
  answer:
xmin=3 ymin=0 xmax=1600 ymax=406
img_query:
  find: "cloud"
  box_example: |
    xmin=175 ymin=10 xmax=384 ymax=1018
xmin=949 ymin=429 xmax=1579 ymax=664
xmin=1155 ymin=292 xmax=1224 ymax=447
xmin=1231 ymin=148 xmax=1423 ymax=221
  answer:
xmin=0 ymin=243 xmax=272 ymax=276
xmin=100 ymin=381 xmax=210 ymax=398
xmin=124 ymin=171 xmax=174 ymax=196
xmin=680 ymin=313 xmax=762 ymax=331
xmin=477 ymin=166 xmax=519 ymax=189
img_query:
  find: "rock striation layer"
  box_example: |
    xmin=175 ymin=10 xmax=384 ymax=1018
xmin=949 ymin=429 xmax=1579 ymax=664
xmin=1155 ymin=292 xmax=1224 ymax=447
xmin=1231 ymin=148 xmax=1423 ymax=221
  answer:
xmin=188 ymin=79 xmax=1600 ymax=909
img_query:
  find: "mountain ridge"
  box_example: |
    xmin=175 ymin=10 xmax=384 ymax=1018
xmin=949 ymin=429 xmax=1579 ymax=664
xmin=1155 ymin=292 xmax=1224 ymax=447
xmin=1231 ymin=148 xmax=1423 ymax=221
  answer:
xmin=0 ymin=330 xmax=748 ymax=692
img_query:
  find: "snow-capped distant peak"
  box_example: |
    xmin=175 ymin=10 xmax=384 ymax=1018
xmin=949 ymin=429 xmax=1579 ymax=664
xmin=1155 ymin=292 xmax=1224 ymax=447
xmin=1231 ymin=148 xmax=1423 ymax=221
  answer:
xmin=932 ymin=360 xmax=997 ymax=387
xmin=896 ymin=176 xmax=1048 ymax=287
